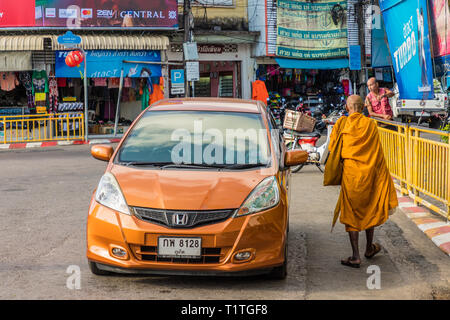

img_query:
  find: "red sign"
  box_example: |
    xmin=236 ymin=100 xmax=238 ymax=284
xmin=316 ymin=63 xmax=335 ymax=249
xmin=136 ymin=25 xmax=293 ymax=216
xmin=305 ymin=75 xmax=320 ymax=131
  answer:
xmin=0 ymin=0 xmax=35 ymax=27
xmin=429 ymin=0 xmax=450 ymax=57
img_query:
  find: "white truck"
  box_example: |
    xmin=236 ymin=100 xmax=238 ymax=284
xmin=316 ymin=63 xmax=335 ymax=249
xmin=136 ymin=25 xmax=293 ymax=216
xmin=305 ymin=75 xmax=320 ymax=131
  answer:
xmin=390 ymin=79 xmax=448 ymax=128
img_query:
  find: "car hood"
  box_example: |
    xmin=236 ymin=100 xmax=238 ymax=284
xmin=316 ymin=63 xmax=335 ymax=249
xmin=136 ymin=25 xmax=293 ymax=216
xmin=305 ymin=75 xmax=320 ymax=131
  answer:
xmin=109 ymin=165 xmax=274 ymax=210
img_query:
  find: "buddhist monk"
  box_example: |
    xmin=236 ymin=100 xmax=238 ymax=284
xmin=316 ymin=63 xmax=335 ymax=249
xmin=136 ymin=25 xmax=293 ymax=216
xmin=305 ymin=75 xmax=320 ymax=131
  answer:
xmin=327 ymin=95 xmax=398 ymax=268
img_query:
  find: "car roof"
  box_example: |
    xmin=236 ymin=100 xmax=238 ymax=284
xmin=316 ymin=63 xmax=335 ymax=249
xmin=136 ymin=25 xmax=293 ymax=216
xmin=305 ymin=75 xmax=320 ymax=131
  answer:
xmin=149 ymin=98 xmax=263 ymax=113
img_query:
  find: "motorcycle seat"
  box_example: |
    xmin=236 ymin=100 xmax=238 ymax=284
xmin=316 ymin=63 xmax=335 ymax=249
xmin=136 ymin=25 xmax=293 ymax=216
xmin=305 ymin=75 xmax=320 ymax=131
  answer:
xmin=284 ymin=129 xmax=321 ymax=138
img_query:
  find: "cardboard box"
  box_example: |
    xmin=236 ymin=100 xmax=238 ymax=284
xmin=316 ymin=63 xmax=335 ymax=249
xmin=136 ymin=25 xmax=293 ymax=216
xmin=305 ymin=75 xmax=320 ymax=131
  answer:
xmin=99 ymin=126 xmax=114 ymax=135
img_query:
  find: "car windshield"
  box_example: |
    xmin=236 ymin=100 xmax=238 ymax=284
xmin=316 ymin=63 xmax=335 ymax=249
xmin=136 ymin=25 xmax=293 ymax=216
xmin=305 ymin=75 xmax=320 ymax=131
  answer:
xmin=116 ymin=110 xmax=271 ymax=167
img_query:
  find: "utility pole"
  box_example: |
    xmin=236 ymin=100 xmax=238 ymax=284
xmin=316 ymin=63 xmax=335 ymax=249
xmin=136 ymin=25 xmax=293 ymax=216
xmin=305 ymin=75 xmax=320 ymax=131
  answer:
xmin=357 ymin=1 xmax=368 ymax=97
xmin=183 ymin=0 xmax=192 ymax=97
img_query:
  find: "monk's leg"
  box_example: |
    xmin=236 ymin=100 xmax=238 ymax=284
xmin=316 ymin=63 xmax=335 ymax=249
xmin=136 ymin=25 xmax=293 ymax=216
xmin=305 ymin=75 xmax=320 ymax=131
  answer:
xmin=364 ymin=227 xmax=382 ymax=258
xmin=365 ymin=227 xmax=374 ymax=254
xmin=348 ymin=231 xmax=361 ymax=263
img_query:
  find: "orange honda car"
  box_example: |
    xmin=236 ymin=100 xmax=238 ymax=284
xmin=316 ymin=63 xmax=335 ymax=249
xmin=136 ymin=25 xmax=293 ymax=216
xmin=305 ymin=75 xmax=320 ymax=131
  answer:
xmin=87 ymin=98 xmax=307 ymax=279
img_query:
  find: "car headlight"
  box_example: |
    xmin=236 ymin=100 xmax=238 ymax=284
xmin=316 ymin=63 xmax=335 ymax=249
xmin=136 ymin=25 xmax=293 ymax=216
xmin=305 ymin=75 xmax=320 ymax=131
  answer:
xmin=95 ymin=172 xmax=131 ymax=215
xmin=235 ymin=176 xmax=280 ymax=217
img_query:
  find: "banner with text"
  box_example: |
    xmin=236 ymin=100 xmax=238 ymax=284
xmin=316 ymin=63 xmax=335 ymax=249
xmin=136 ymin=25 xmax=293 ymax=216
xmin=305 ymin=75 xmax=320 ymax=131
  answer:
xmin=380 ymin=0 xmax=434 ymax=99
xmin=276 ymin=0 xmax=348 ymax=60
xmin=55 ymin=50 xmax=161 ymax=78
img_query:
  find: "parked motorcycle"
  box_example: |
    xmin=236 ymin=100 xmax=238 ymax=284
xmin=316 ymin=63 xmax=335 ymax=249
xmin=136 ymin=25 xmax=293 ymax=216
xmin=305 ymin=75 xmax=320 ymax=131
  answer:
xmin=283 ymin=109 xmax=345 ymax=173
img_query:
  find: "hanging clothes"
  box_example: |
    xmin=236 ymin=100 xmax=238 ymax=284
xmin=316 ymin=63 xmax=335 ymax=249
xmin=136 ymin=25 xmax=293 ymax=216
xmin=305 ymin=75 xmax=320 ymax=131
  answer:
xmin=0 ymin=72 xmax=19 ymax=91
xmin=252 ymin=80 xmax=269 ymax=105
xmin=149 ymin=77 xmax=165 ymax=106
xmin=48 ymin=76 xmax=59 ymax=113
xmin=19 ymin=72 xmax=34 ymax=111
xmin=32 ymin=70 xmax=49 ymax=109
xmin=94 ymin=78 xmax=107 ymax=87
xmin=141 ymin=84 xmax=149 ymax=111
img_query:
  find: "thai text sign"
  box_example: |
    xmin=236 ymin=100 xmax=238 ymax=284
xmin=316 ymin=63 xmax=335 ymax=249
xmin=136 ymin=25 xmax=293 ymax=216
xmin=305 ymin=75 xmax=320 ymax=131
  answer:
xmin=55 ymin=50 xmax=161 ymax=78
xmin=276 ymin=0 xmax=348 ymax=59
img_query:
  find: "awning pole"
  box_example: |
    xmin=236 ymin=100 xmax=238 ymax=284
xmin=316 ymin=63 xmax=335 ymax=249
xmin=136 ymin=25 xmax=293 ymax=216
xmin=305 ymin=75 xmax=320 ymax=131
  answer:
xmin=114 ymin=68 xmax=124 ymax=137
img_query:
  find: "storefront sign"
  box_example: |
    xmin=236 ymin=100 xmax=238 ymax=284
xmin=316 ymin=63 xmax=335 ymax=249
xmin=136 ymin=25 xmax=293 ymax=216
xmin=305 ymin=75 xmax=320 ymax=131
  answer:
xmin=380 ymin=0 xmax=434 ymax=99
xmin=0 ymin=0 xmax=178 ymax=29
xmin=57 ymin=31 xmax=82 ymax=48
xmin=276 ymin=0 xmax=348 ymax=59
xmin=55 ymin=50 xmax=162 ymax=78
xmin=0 ymin=0 xmax=35 ymax=27
xmin=198 ymin=45 xmax=224 ymax=54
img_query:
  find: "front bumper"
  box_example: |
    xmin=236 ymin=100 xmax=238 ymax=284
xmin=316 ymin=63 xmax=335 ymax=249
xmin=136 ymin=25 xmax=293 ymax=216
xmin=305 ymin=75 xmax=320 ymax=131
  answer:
xmin=86 ymin=200 xmax=288 ymax=275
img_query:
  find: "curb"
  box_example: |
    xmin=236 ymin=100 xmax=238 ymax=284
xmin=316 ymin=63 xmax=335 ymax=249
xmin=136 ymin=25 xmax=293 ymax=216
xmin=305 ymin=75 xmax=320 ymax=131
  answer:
xmin=0 ymin=138 xmax=121 ymax=150
xmin=396 ymin=192 xmax=450 ymax=257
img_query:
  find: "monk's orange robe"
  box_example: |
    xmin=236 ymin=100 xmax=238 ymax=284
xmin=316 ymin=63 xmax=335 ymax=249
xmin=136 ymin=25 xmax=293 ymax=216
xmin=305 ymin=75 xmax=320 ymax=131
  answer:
xmin=328 ymin=112 xmax=398 ymax=232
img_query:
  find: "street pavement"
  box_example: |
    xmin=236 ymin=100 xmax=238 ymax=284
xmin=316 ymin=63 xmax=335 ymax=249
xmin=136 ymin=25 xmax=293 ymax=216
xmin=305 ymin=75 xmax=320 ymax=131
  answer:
xmin=0 ymin=144 xmax=449 ymax=299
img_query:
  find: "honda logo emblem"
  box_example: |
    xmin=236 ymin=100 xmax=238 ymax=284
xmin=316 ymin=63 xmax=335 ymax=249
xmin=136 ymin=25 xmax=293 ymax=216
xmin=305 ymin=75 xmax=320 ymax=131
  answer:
xmin=172 ymin=213 xmax=189 ymax=226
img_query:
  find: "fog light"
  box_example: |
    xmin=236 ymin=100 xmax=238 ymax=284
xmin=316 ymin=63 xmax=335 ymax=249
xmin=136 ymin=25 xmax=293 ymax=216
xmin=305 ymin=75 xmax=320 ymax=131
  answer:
xmin=234 ymin=251 xmax=252 ymax=261
xmin=111 ymin=247 xmax=127 ymax=258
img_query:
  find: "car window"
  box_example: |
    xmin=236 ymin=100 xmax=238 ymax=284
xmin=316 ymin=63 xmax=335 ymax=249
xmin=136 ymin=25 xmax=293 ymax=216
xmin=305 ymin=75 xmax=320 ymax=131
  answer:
xmin=117 ymin=110 xmax=271 ymax=166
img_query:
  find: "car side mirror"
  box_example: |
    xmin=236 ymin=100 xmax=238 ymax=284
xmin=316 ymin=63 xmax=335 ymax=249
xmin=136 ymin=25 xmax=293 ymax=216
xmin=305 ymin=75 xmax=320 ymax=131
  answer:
xmin=285 ymin=150 xmax=308 ymax=167
xmin=91 ymin=145 xmax=114 ymax=162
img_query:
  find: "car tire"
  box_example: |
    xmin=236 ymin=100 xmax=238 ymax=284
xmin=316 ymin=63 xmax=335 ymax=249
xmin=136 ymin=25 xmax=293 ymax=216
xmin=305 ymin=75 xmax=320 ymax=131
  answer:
xmin=88 ymin=261 xmax=112 ymax=276
xmin=268 ymin=242 xmax=288 ymax=280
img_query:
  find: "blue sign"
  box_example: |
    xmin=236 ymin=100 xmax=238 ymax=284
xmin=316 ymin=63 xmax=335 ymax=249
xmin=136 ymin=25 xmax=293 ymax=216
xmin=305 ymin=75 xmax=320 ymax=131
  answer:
xmin=55 ymin=50 xmax=161 ymax=78
xmin=349 ymin=45 xmax=361 ymax=70
xmin=380 ymin=0 xmax=434 ymax=99
xmin=57 ymin=31 xmax=82 ymax=47
xmin=371 ymin=14 xmax=392 ymax=68
xmin=171 ymin=69 xmax=184 ymax=85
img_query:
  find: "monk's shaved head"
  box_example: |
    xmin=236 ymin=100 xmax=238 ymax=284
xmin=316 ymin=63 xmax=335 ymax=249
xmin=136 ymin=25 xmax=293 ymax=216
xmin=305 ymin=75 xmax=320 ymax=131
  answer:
xmin=346 ymin=95 xmax=364 ymax=113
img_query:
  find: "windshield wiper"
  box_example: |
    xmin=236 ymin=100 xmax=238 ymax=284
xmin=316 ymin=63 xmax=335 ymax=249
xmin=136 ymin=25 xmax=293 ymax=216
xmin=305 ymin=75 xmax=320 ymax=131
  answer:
xmin=118 ymin=161 xmax=173 ymax=167
xmin=222 ymin=163 xmax=268 ymax=169
xmin=160 ymin=163 xmax=227 ymax=169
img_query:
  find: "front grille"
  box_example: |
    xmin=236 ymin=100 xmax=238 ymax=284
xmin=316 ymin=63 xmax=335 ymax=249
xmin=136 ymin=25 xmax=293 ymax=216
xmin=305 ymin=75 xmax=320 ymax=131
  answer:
xmin=133 ymin=246 xmax=222 ymax=264
xmin=132 ymin=207 xmax=236 ymax=228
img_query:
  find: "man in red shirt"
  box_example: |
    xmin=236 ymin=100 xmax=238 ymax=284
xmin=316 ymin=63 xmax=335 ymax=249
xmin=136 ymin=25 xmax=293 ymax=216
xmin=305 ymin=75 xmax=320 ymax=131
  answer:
xmin=364 ymin=77 xmax=395 ymax=120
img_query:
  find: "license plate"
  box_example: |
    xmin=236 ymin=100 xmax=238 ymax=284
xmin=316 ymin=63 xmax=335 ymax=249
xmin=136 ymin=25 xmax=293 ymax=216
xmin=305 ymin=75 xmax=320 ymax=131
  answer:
xmin=158 ymin=237 xmax=202 ymax=258
xmin=415 ymin=111 xmax=430 ymax=117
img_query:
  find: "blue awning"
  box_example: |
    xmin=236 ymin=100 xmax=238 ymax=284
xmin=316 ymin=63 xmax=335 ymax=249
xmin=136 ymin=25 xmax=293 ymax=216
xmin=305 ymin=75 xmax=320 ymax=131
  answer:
xmin=275 ymin=57 xmax=349 ymax=70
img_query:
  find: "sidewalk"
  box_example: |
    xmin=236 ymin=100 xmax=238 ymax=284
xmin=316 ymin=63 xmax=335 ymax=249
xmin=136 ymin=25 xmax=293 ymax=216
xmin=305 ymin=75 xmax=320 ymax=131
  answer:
xmin=0 ymin=138 xmax=121 ymax=150
xmin=396 ymin=192 xmax=450 ymax=256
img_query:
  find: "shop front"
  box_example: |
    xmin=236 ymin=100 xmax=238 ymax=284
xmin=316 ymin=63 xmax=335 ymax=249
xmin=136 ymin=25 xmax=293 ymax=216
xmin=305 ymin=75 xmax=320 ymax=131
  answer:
xmin=167 ymin=43 xmax=253 ymax=100
xmin=54 ymin=47 xmax=167 ymax=136
xmin=255 ymin=57 xmax=353 ymax=109
xmin=0 ymin=33 xmax=170 ymax=142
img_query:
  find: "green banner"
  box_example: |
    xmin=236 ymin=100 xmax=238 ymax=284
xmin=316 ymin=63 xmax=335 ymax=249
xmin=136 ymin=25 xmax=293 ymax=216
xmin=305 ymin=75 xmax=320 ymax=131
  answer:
xmin=276 ymin=0 xmax=348 ymax=60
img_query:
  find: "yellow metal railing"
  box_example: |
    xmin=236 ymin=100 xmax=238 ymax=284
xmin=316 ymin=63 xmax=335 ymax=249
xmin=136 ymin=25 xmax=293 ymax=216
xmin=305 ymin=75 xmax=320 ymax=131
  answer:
xmin=1 ymin=113 xmax=85 ymax=144
xmin=375 ymin=119 xmax=450 ymax=220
